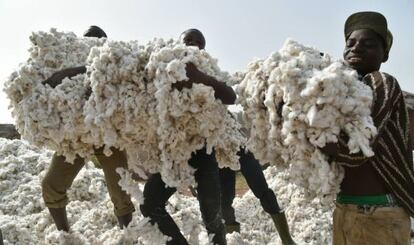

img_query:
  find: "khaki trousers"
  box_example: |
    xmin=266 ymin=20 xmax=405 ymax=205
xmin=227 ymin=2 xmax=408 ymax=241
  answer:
xmin=41 ymin=148 xmax=135 ymax=216
xmin=333 ymin=203 xmax=411 ymax=245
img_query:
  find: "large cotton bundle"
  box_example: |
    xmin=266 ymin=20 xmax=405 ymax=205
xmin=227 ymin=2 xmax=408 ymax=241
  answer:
xmin=3 ymin=29 xmax=105 ymax=162
xmin=83 ymin=40 xmax=159 ymax=167
xmin=144 ymin=43 xmax=245 ymax=188
xmin=4 ymin=29 xmax=244 ymax=189
xmin=237 ymin=39 xmax=376 ymax=201
xmin=83 ymin=39 xmax=245 ymax=189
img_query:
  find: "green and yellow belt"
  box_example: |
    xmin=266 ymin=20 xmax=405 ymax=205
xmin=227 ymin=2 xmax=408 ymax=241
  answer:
xmin=337 ymin=194 xmax=398 ymax=207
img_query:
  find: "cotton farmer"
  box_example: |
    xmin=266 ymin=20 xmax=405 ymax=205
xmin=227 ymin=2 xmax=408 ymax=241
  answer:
xmin=320 ymin=12 xmax=414 ymax=245
xmin=139 ymin=28 xmax=236 ymax=245
xmin=41 ymin=26 xmax=135 ymax=231
xmin=219 ymin=110 xmax=295 ymax=245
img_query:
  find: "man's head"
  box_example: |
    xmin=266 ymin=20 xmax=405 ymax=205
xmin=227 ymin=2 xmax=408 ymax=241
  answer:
xmin=180 ymin=29 xmax=206 ymax=50
xmin=343 ymin=11 xmax=393 ymax=76
xmin=83 ymin=25 xmax=107 ymax=38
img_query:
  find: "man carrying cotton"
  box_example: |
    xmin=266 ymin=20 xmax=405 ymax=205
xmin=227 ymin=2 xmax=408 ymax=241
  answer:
xmin=139 ymin=29 xmax=235 ymax=245
xmin=180 ymin=28 xmax=296 ymax=244
xmin=321 ymin=11 xmax=414 ymax=244
xmin=41 ymin=26 xmax=135 ymax=232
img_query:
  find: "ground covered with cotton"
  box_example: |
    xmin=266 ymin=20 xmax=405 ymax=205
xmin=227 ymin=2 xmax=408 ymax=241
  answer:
xmin=0 ymin=137 xmax=336 ymax=244
xmin=1 ymin=138 xmax=413 ymax=244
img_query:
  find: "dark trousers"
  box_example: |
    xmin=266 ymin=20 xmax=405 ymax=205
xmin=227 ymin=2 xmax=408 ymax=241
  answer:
xmin=219 ymin=149 xmax=281 ymax=224
xmin=140 ymin=148 xmax=226 ymax=245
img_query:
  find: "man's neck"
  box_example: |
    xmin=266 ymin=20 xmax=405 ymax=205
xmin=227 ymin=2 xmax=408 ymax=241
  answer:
xmin=358 ymin=69 xmax=380 ymax=80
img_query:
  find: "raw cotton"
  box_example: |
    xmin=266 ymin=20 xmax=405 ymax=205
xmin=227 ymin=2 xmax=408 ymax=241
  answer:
xmin=83 ymin=39 xmax=160 ymax=162
xmin=1 ymin=138 xmax=412 ymax=244
xmin=237 ymin=39 xmax=376 ymax=202
xmin=143 ymin=43 xmax=245 ymax=188
xmin=0 ymin=138 xmax=333 ymax=244
xmin=3 ymin=29 xmax=105 ymax=162
xmin=4 ymin=29 xmax=244 ymax=188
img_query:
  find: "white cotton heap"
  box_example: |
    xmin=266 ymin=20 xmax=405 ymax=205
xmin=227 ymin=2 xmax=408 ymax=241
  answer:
xmin=145 ymin=43 xmax=244 ymax=188
xmin=237 ymin=39 xmax=376 ymax=201
xmin=83 ymin=39 xmax=159 ymax=159
xmin=4 ymin=29 xmax=244 ymax=189
xmin=0 ymin=138 xmax=173 ymax=244
xmin=1 ymin=138 xmax=335 ymax=244
xmin=232 ymin=166 xmax=334 ymax=244
xmin=3 ymin=29 xmax=105 ymax=162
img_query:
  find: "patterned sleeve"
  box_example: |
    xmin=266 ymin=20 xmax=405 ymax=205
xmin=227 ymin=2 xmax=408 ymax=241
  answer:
xmin=331 ymin=72 xmax=403 ymax=166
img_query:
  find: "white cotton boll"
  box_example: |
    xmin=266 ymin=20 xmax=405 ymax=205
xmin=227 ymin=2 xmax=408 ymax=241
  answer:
xmin=116 ymin=167 xmax=145 ymax=205
xmin=166 ymin=59 xmax=188 ymax=82
xmin=237 ymin=39 xmax=375 ymax=201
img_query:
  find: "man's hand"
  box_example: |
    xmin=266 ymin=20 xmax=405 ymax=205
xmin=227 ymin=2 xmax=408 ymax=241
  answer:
xmin=320 ymin=142 xmax=339 ymax=158
xmin=185 ymin=62 xmax=200 ymax=83
xmin=42 ymin=72 xmax=66 ymax=88
xmin=172 ymin=80 xmax=192 ymax=91
xmin=171 ymin=63 xmax=199 ymax=91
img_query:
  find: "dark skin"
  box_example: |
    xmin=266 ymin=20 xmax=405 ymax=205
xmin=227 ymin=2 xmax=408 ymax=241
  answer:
xmin=321 ymin=29 xmax=389 ymax=195
xmin=343 ymin=29 xmax=388 ymax=76
xmin=174 ymin=29 xmax=236 ymax=105
xmin=42 ymin=66 xmax=86 ymax=88
xmin=180 ymin=29 xmax=206 ymax=50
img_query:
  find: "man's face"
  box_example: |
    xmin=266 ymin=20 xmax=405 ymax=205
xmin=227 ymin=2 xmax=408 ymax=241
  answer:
xmin=343 ymin=29 xmax=386 ymax=76
xmin=180 ymin=30 xmax=205 ymax=50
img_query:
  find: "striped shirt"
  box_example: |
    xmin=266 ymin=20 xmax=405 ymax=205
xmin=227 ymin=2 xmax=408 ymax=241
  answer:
xmin=333 ymin=71 xmax=414 ymax=217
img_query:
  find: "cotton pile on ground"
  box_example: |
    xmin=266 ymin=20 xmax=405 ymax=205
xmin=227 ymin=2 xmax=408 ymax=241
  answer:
xmin=0 ymin=138 xmax=339 ymax=244
xmin=236 ymin=39 xmax=376 ymax=202
xmin=0 ymin=138 xmax=170 ymax=244
xmin=1 ymin=138 xmax=413 ymax=244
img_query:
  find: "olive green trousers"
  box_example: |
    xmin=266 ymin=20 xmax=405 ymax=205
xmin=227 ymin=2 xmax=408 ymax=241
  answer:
xmin=41 ymin=148 xmax=135 ymax=216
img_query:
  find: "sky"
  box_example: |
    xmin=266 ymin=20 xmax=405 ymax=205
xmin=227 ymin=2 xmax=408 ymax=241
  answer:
xmin=0 ymin=0 xmax=413 ymax=123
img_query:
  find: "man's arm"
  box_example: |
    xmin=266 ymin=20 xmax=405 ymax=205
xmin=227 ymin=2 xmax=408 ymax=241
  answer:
xmin=172 ymin=62 xmax=236 ymax=105
xmin=42 ymin=66 xmax=87 ymax=88
xmin=321 ymin=71 xmax=402 ymax=166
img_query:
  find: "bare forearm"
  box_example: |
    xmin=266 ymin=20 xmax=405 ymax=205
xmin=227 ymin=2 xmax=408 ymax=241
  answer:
xmin=179 ymin=62 xmax=236 ymax=104
xmin=43 ymin=66 xmax=86 ymax=88
xmin=62 ymin=66 xmax=87 ymax=78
